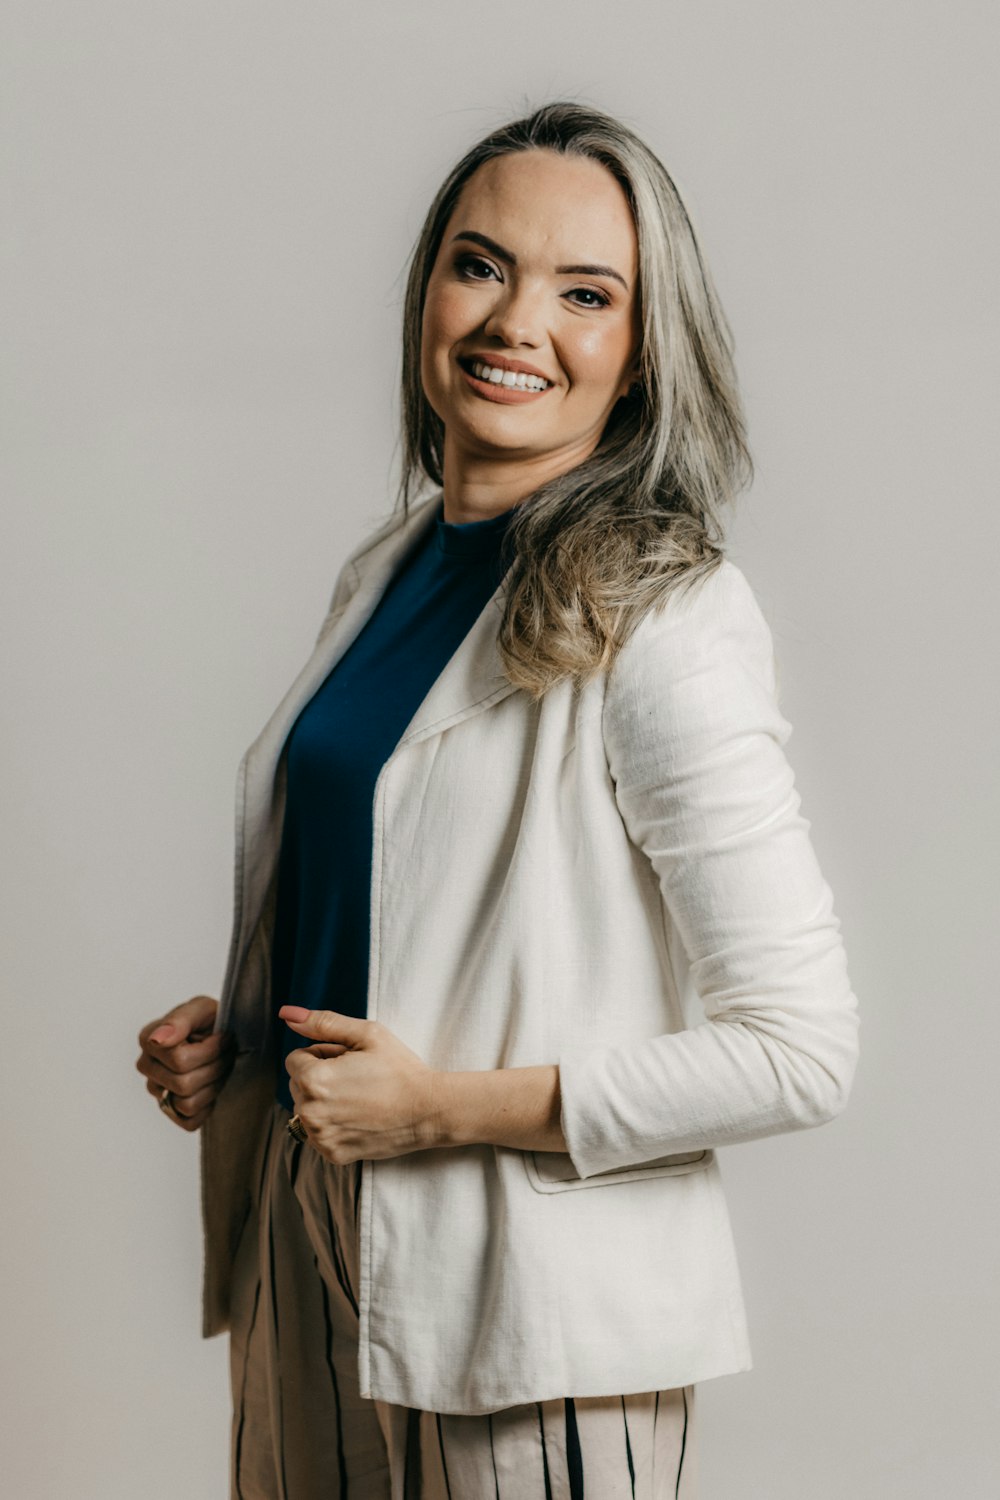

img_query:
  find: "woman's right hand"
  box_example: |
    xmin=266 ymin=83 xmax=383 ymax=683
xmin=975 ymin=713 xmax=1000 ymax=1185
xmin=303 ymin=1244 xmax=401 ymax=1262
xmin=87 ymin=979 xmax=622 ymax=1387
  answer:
xmin=136 ymin=995 xmax=236 ymax=1132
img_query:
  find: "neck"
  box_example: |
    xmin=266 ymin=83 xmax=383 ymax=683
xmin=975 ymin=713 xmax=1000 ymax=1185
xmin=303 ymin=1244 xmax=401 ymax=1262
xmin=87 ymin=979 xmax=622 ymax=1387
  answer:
xmin=440 ymin=432 xmax=600 ymax=525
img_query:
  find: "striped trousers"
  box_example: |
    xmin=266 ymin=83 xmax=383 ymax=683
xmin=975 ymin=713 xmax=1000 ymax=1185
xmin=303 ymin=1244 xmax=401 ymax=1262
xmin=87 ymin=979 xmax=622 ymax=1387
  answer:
xmin=228 ymin=1100 xmax=698 ymax=1499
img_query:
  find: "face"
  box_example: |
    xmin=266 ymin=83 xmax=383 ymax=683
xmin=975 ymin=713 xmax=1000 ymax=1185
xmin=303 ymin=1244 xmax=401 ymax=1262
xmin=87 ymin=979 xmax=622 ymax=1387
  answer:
xmin=420 ymin=149 xmax=641 ymax=488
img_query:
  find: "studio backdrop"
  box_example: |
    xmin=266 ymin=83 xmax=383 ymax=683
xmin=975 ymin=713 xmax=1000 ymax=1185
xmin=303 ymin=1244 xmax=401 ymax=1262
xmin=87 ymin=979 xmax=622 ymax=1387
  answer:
xmin=1 ymin=3 xmax=997 ymax=1496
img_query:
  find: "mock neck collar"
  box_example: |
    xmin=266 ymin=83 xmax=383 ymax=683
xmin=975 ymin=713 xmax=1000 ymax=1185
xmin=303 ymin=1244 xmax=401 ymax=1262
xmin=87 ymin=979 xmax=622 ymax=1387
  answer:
xmin=433 ymin=498 xmax=518 ymax=560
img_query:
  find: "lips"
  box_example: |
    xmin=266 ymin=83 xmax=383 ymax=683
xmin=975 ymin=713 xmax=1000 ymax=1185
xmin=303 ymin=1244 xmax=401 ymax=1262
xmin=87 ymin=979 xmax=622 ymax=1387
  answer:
xmin=457 ymin=358 xmax=554 ymax=404
xmin=458 ymin=353 xmax=554 ymax=383
xmin=458 ymin=348 xmax=560 ymax=402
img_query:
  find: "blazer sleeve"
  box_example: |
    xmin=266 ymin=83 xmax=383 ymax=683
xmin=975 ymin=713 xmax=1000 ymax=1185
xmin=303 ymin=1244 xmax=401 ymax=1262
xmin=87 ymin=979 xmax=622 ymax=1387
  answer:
xmin=556 ymin=558 xmax=860 ymax=1178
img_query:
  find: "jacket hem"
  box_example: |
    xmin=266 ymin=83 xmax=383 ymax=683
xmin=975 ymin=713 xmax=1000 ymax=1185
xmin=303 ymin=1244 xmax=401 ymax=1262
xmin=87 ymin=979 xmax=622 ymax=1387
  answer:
xmin=358 ymin=1345 xmax=753 ymax=1416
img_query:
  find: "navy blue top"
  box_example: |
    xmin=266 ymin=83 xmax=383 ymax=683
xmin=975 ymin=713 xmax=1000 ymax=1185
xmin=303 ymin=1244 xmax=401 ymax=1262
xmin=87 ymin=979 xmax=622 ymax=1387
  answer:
xmin=271 ymin=498 xmax=517 ymax=1109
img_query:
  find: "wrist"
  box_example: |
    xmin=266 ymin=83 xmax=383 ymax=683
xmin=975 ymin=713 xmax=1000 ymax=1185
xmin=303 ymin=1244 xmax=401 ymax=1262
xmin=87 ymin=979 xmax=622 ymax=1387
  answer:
xmin=425 ymin=1068 xmax=464 ymax=1146
xmin=423 ymin=1065 xmax=567 ymax=1154
xmin=424 ymin=1068 xmax=463 ymax=1150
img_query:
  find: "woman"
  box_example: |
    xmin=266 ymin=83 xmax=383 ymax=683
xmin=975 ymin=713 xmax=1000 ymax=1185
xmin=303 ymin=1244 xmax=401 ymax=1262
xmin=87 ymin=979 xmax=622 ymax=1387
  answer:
xmin=136 ymin=102 xmax=860 ymax=1498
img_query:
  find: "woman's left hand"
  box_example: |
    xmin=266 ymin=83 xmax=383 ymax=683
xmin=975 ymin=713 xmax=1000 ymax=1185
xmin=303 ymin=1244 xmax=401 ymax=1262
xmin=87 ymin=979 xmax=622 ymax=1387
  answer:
xmin=280 ymin=1005 xmax=443 ymax=1165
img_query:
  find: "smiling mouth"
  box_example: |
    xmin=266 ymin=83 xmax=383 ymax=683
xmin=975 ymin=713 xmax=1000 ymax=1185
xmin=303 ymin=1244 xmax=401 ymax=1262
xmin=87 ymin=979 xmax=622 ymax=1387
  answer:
xmin=457 ymin=357 xmax=554 ymax=401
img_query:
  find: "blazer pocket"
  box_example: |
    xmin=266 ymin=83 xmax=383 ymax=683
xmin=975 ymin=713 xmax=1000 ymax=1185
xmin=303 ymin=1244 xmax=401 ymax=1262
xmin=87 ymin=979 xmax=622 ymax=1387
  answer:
xmin=523 ymin=1146 xmax=714 ymax=1193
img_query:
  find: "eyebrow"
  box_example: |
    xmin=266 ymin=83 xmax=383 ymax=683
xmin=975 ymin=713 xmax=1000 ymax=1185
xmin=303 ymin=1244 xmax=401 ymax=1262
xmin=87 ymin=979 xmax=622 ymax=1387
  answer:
xmin=450 ymin=230 xmax=630 ymax=292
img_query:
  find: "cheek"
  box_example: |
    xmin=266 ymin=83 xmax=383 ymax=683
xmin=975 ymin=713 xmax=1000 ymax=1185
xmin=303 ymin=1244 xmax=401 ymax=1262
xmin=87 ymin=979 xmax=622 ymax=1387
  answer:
xmin=563 ymin=324 xmax=632 ymax=399
xmin=423 ymin=284 xmax=473 ymax=353
xmin=420 ymin=291 xmax=461 ymax=415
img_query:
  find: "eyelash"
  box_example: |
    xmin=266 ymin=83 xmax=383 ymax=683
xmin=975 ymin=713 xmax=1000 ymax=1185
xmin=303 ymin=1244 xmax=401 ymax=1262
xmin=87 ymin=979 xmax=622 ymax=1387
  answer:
xmin=454 ymin=253 xmax=611 ymax=309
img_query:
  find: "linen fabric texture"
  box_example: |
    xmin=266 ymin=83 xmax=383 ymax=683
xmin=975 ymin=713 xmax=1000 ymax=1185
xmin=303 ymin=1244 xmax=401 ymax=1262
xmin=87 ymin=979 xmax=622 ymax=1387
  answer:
xmin=229 ymin=1098 xmax=697 ymax=1498
xmin=270 ymin=499 xmax=516 ymax=1111
xmin=200 ymin=491 xmax=860 ymax=1415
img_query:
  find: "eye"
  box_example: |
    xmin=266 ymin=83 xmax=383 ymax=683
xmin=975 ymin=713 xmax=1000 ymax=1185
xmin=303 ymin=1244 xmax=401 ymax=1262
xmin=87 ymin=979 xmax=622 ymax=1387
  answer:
xmin=565 ymin=287 xmax=611 ymax=309
xmin=455 ymin=253 xmax=500 ymax=281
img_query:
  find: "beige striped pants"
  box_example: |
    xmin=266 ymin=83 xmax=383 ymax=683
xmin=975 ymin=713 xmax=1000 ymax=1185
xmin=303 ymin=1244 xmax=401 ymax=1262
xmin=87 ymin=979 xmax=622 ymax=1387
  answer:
xmin=228 ymin=1100 xmax=698 ymax=1499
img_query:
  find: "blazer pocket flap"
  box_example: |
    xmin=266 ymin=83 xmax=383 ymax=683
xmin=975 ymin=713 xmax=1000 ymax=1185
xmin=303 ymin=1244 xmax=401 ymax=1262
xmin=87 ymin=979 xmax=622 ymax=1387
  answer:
xmin=525 ymin=1147 xmax=714 ymax=1193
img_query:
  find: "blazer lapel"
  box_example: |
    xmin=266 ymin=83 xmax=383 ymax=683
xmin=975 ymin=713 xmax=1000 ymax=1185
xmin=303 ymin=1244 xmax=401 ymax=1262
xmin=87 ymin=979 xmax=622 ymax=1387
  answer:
xmin=223 ymin=493 xmax=522 ymax=1020
xmin=394 ymin=566 xmax=520 ymax=747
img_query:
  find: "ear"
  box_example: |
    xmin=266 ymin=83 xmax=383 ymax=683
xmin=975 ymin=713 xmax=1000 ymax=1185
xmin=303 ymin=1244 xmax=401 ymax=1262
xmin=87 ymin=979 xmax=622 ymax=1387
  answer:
xmin=617 ymin=350 xmax=643 ymax=404
xmin=618 ymin=371 xmax=642 ymax=403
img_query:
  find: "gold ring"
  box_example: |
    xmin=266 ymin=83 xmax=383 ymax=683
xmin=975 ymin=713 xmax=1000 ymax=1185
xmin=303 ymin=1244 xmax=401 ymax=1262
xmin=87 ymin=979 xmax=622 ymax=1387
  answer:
xmin=158 ymin=1085 xmax=180 ymax=1119
xmin=287 ymin=1114 xmax=309 ymax=1144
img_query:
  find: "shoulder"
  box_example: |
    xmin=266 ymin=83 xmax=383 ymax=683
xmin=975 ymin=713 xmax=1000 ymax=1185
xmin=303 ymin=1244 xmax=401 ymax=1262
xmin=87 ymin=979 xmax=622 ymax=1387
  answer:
xmin=601 ymin=557 xmax=789 ymax=759
xmin=346 ymin=496 xmax=436 ymax=568
xmin=320 ymin=495 xmax=440 ymax=629
xmin=609 ymin=558 xmax=778 ymax=691
xmin=335 ymin=496 xmax=433 ymax=582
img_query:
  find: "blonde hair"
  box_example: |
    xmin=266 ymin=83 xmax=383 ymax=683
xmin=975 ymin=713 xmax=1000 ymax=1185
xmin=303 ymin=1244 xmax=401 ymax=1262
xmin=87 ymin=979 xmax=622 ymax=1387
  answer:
xmin=397 ymin=101 xmax=752 ymax=699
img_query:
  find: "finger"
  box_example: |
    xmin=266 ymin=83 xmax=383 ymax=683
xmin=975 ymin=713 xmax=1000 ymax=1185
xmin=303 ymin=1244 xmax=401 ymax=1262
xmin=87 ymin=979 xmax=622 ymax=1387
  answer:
xmin=145 ymin=1077 xmax=221 ymax=1110
xmin=169 ymin=1103 xmax=214 ymax=1132
xmin=280 ymin=1044 xmax=348 ymax=1089
xmin=137 ymin=1049 xmax=234 ymax=1095
xmin=151 ymin=993 xmax=220 ymax=1045
xmin=138 ymin=994 xmax=220 ymax=1051
xmin=283 ymin=1049 xmax=316 ymax=1084
xmin=165 ymin=1081 xmax=220 ymax=1117
xmin=279 ymin=1006 xmax=372 ymax=1046
xmin=145 ymin=1079 xmax=218 ymax=1132
xmin=137 ymin=1050 xmax=233 ymax=1096
xmin=151 ymin=1028 xmax=236 ymax=1074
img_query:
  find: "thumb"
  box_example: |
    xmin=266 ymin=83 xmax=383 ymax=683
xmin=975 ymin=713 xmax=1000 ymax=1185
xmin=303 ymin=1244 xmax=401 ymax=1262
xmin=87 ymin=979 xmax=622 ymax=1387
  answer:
xmin=150 ymin=994 xmax=219 ymax=1046
xmin=279 ymin=1005 xmax=369 ymax=1046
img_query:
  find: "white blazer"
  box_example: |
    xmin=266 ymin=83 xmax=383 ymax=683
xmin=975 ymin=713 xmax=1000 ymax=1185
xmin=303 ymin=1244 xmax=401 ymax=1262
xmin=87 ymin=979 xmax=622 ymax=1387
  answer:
xmin=200 ymin=491 xmax=860 ymax=1416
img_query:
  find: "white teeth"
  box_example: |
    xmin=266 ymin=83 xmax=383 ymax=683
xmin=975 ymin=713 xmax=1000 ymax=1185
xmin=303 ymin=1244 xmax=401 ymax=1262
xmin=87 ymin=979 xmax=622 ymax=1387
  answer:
xmin=470 ymin=360 xmax=549 ymax=391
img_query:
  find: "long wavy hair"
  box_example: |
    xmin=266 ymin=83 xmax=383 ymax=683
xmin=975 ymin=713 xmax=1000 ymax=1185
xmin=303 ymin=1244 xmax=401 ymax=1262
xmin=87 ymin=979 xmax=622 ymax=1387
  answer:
xmin=396 ymin=101 xmax=752 ymax=700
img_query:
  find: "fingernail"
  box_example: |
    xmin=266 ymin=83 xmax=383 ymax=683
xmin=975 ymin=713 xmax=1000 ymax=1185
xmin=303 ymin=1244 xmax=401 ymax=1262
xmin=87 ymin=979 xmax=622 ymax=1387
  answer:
xmin=279 ymin=1005 xmax=310 ymax=1022
xmin=150 ymin=1026 xmax=175 ymax=1044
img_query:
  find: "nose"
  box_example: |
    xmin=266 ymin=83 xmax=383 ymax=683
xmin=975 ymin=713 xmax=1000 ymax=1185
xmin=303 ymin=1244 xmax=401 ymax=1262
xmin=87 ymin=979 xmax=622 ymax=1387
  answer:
xmin=482 ymin=278 xmax=547 ymax=348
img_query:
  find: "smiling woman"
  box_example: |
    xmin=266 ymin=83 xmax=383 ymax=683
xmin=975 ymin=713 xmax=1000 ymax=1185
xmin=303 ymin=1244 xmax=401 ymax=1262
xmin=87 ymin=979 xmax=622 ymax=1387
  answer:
xmin=399 ymin=104 xmax=753 ymax=700
xmin=419 ymin=150 xmax=642 ymax=496
xmin=136 ymin=101 xmax=858 ymax=1499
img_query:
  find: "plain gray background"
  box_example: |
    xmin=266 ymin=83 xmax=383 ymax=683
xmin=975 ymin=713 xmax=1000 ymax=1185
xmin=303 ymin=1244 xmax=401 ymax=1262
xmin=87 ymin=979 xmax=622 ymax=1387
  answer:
xmin=2 ymin=3 xmax=997 ymax=1496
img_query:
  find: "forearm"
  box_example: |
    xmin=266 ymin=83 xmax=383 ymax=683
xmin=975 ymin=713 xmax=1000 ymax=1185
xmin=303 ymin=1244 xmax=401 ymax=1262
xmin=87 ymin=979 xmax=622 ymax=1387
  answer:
xmin=431 ymin=1065 xmax=568 ymax=1153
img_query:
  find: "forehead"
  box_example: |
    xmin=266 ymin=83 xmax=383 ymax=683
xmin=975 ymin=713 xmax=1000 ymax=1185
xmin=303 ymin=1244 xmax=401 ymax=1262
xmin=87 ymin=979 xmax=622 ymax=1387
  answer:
xmin=446 ymin=149 xmax=638 ymax=276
